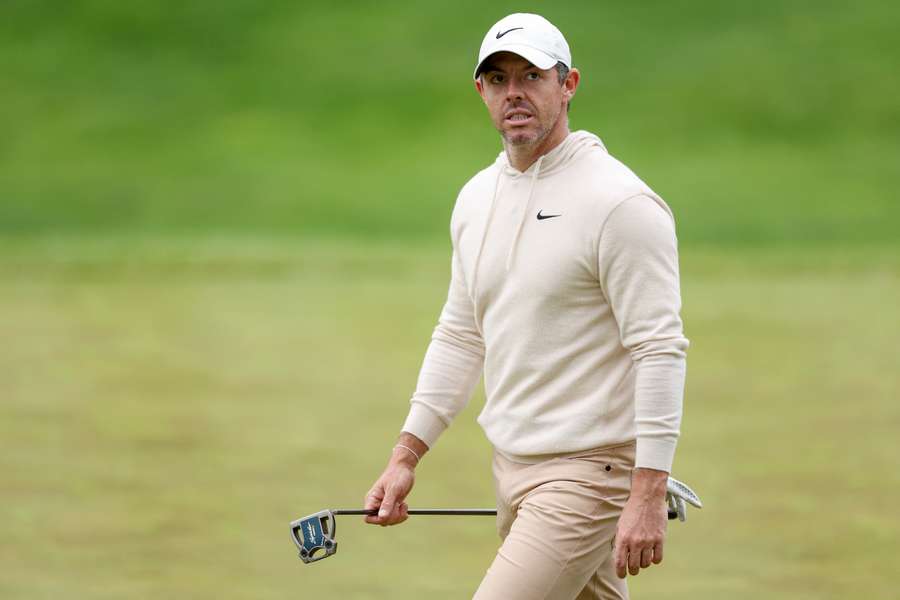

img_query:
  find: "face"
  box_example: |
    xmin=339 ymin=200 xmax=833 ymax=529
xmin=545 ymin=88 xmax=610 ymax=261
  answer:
xmin=475 ymin=52 xmax=578 ymax=148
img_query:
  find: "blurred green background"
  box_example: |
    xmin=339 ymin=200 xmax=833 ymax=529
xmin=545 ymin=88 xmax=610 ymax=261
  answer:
xmin=1 ymin=1 xmax=898 ymax=598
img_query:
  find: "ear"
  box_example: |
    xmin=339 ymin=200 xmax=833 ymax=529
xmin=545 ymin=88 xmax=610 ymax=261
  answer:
xmin=563 ymin=67 xmax=580 ymax=105
xmin=474 ymin=77 xmax=487 ymax=104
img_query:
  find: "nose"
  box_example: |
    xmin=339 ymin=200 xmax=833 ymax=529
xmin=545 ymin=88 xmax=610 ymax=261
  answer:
xmin=505 ymin=78 xmax=524 ymax=102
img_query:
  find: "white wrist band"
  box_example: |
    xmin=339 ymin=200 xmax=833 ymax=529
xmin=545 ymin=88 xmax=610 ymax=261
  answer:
xmin=394 ymin=444 xmax=420 ymax=463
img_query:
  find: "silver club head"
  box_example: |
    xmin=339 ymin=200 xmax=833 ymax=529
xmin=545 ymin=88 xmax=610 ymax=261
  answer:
xmin=666 ymin=476 xmax=703 ymax=522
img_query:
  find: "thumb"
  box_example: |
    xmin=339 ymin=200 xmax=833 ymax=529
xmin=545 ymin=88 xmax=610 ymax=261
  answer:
xmin=379 ymin=487 xmax=398 ymax=519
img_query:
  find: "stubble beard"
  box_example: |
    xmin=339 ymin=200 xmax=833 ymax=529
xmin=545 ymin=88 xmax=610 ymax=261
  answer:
xmin=503 ymin=126 xmax=547 ymax=147
xmin=499 ymin=105 xmax=561 ymax=150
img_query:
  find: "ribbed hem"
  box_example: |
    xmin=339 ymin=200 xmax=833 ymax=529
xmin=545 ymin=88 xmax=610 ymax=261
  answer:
xmin=635 ymin=437 xmax=677 ymax=473
xmin=400 ymin=403 xmax=448 ymax=449
xmin=495 ymin=439 xmax=636 ymax=465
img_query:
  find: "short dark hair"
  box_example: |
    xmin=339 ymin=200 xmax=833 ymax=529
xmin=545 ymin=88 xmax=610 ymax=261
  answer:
xmin=555 ymin=62 xmax=572 ymax=113
xmin=554 ymin=62 xmax=569 ymax=84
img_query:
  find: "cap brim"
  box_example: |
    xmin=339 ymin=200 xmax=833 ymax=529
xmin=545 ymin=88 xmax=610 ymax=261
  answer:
xmin=473 ymin=44 xmax=559 ymax=79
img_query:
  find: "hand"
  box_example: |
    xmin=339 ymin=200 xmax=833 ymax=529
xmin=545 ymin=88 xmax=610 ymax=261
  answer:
xmin=364 ymin=435 xmax=426 ymax=526
xmin=614 ymin=468 xmax=668 ymax=578
xmin=364 ymin=461 xmax=414 ymax=526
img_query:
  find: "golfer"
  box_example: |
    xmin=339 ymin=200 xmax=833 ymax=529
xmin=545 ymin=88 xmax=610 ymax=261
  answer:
xmin=365 ymin=13 xmax=689 ymax=599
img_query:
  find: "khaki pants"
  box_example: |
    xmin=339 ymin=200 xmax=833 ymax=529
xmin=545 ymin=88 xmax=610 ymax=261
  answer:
xmin=473 ymin=442 xmax=634 ymax=600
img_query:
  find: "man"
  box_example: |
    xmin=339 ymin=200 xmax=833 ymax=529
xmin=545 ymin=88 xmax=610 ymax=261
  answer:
xmin=364 ymin=13 xmax=688 ymax=599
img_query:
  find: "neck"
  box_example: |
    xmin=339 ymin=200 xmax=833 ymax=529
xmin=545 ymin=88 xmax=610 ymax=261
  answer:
xmin=504 ymin=120 xmax=570 ymax=172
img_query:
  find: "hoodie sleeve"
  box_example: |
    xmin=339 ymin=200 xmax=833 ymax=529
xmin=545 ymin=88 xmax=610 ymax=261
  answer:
xmin=598 ymin=194 xmax=689 ymax=472
xmin=401 ymin=247 xmax=486 ymax=448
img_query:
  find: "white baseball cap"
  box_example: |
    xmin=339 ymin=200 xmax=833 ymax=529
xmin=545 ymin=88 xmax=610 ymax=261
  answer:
xmin=473 ymin=13 xmax=571 ymax=80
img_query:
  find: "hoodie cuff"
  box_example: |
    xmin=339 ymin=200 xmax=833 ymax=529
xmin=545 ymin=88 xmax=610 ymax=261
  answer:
xmin=400 ymin=403 xmax=448 ymax=449
xmin=635 ymin=437 xmax=677 ymax=473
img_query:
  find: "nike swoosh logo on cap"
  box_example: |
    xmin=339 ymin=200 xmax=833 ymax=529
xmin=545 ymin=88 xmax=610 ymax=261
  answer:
xmin=536 ymin=210 xmax=561 ymax=221
xmin=496 ymin=27 xmax=523 ymax=39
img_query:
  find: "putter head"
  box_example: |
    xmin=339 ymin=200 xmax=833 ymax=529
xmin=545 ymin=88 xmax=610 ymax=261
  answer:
xmin=666 ymin=476 xmax=703 ymax=522
xmin=667 ymin=476 xmax=702 ymax=508
xmin=290 ymin=510 xmax=337 ymax=564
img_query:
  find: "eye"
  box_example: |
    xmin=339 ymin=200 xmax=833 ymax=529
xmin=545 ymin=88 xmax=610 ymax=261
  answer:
xmin=488 ymin=73 xmax=505 ymax=84
xmin=525 ymin=71 xmax=540 ymax=81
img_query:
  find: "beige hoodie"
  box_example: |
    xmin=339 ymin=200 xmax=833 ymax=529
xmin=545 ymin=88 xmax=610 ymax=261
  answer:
xmin=401 ymin=130 xmax=688 ymax=472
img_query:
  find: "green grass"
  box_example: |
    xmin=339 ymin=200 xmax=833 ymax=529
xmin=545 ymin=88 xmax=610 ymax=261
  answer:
xmin=1 ymin=237 xmax=898 ymax=599
xmin=2 ymin=0 xmax=899 ymax=243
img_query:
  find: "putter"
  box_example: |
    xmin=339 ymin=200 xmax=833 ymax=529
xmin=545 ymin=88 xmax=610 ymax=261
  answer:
xmin=292 ymin=477 xmax=702 ymax=564
xmin=290 ymin=508 xmax=497 ymax=564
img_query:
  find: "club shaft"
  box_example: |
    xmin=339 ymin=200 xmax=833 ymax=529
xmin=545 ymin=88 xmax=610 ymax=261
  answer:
xmin=333 ymin=508 xmax=496 ymax=516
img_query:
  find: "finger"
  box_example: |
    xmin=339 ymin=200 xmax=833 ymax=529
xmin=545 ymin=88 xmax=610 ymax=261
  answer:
xmin=640 ymin=546 xmax=653 ymax=569
xmin=397 ymin=502 xmax=409 ymax=524
xmin=628 ymin=544 xmax=642 ymax=576
xmin=652 ymin=542 xmax=664 ymax=565
xmin=364 ymin=487 xmax=384 ymax=523
xmin=383 ymin=503 xmax=407 ymax=526
xmin=381 ymin=501 xmax=406 ymax=526
xmin=613 ymin=540 xmax=627 ymax=579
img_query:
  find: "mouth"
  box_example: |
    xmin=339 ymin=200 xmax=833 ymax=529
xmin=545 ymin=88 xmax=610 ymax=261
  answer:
xmin=504 ymin=109 xmax=534 ymax=126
